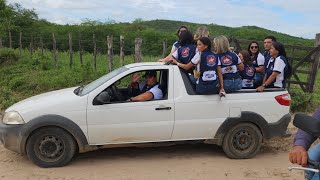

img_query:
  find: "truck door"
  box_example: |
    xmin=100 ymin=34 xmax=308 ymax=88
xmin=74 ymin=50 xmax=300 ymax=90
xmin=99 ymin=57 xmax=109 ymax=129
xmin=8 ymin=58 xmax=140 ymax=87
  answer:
xmin=86 ymin=67 xmax=175 ymax=144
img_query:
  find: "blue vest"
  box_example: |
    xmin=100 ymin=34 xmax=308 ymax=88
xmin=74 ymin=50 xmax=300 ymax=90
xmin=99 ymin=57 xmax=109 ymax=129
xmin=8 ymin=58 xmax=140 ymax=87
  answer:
xmin=251 ymin=55 xmax=260 ymax=68
xmin=177 ymin=44 xmax=197 ymax=64
xmin=239 ymin=65 xmax=256 ymax=80
xmin=263 ymin=51 xmax=271 ymax=67
xmin=199 ymin=50 xmax=219 ymax=82
xmin=173 ymin=41 xmax=180 ymax=49
xmin=239 ymin=65 xmax=256 ymax=88
xmin=196 ymin=50 xmax=220 ymax=94
xmin=218 ymin=51 xmax=240 ymax=79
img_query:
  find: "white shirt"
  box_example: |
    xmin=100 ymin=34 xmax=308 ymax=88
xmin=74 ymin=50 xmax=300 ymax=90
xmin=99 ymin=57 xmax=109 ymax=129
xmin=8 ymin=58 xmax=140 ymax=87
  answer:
xmin=138 ymin=82 xmax=163 ymax=100
xmin=257 ymin=53 xmax=265 ymax=66
xmin=267 ymin=57 xmax=286 ymax=88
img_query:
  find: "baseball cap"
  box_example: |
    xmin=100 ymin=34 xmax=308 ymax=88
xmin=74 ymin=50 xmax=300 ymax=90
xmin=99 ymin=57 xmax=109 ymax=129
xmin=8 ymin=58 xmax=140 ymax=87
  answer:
xmin=144 ymin=70 xmax=157 ymax=77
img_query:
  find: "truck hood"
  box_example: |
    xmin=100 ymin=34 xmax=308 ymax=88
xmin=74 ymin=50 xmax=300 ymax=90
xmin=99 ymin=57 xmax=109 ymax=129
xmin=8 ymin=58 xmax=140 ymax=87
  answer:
xmin=5 ymin=87 xmax=87 ymax=122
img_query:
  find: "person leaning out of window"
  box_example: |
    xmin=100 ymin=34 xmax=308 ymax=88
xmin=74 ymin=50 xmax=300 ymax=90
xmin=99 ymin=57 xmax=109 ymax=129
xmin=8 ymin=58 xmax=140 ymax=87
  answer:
xmin=256 ymin=42 xmax=289 ymax=92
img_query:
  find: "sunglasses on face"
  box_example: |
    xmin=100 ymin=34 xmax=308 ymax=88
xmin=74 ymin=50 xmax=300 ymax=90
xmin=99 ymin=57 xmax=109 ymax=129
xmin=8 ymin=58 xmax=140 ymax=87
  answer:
xmin=250 ymin=46 xmax=258 ymax=49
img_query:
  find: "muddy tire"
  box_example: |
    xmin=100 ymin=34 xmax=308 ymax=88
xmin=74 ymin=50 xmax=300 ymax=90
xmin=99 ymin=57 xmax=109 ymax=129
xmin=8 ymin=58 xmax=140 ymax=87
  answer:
xmin=26 ymin=127 xmax=77 ymax=168
xmin=222 ymin=123 xmax=262 ymax=159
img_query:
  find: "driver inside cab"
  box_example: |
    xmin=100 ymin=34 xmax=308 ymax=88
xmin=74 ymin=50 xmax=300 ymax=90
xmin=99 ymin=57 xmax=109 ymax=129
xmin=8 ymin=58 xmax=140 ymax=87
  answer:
xmin=128 ymin=70 xmax=163 ymax=102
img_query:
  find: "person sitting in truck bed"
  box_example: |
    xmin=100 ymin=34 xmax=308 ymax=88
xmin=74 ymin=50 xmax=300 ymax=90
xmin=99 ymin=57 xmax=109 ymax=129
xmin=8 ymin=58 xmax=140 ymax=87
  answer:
xmin=171 ymin=37 xmax=225 ymax=96
xmin=256 ymin=42 xmax=290 ymax=92
xmin=238 ymin=50 xmax=256 ymax=89
xmin=214 ymin=35 xmax=244 ymax=93
xmin=128 ymin=70 xmax=163 ymax=101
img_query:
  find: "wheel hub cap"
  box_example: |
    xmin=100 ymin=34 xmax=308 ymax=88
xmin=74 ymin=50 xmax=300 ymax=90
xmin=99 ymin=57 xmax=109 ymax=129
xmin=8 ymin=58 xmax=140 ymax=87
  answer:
xmin=38 ymin=136 xmax=63 ymax=158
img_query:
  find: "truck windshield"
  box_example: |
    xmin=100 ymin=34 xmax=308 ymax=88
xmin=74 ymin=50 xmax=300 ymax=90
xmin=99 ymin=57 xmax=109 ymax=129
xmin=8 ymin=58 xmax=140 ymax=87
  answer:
xmin=79 ymin=66 xmax=128 ymax=96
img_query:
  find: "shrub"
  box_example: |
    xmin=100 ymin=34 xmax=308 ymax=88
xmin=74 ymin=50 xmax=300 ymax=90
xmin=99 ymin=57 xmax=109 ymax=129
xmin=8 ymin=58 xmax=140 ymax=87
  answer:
xmin=290 ymin=91 xmax=314 ymax=112
xmin=0 ymin=48 xmax=20 ymax=64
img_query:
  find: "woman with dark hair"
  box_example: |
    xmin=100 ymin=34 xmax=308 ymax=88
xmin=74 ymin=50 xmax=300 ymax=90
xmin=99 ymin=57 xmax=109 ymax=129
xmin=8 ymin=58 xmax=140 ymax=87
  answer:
xmin=171 ymin=30 xmax=197 ymax=64
xmin=160 ymin=25 xmax=188 ymax=62
xmin=171 ymin=37 xmax=225 ymax=95
xmin=257 ymin=42 xmax=289 ymax=92
xmin=248 ymin=41 xmax=265 ymax=87
xmin=238 ymin=50 xmax=256 ymax=89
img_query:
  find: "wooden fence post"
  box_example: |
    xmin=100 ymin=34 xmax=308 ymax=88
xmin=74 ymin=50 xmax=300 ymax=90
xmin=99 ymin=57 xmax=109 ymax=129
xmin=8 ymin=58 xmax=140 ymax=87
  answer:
xmin=120 ymin=35 xmax=124 ymax=66
xmin=52 ymin=33 xmax=58 ymax=67
xmin=107 ymin=35 xmax=113 ymax=72
xmin=93 ymin=34 xmax=97 ymax=71
xmin=0 ymin=38 xmax=2 ymax=48
xmin=134 ymin=38 xmax=142 ymax=63
xmin=9 ymin=31 xmax=12 ymax=49
xmin=19 ymin=32 xmax=22 ymax=56
xmin=315 ymin=34 xmax=320 ymax=46
xmin=78 ymin=32 xmax=83 ymax=65
xmin=162 ymin=39 xmax=167 ymax=58
xmin=69 ymin=33 xmax=73 ymax=68
xmin=40 ymin=37 xmax=44 ymax=56
xmin=307 ymin=33 xmax=320 ymax=93
xmin=30 ymin=35 xmax=34 ymax=56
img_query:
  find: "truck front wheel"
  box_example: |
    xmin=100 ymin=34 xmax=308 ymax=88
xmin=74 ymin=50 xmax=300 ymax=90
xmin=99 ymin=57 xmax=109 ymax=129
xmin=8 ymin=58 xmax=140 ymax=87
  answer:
xmin=26 ymin=127 xmax=77 ymax=168
xmin=222 ymin=123 xmax=262 ymax=159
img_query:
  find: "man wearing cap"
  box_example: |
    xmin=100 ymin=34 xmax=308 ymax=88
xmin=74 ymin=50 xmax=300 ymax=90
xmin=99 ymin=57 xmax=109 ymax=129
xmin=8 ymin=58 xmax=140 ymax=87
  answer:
xmin=128 ymin=70 xmax=163 ymax=102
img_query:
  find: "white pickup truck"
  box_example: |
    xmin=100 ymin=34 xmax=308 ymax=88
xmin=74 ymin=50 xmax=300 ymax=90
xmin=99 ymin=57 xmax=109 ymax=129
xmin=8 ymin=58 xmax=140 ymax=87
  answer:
xmin=0 ymin=62 xmax=291 ymax=167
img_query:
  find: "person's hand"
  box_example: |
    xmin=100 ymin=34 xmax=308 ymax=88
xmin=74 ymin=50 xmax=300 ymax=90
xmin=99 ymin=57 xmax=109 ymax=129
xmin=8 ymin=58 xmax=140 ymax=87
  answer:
xmin=289 ymin=145 xmax=308 ymax=167
xmin=171 ymin=59 xmax=178 ymax=65
xmin=219 ymin=89 xmax=226 ymax=97
xmin=158 ymin=59 xmax=164 ymax=62
xmin=256 ymin=86 xmax=264 ymax=92
xmin=132 ymin=73 xmax=141 ymax=83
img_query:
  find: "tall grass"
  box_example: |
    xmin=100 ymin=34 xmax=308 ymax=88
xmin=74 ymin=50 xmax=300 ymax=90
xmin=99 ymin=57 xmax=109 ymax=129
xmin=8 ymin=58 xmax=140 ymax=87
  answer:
xmin=0 ymin=48 xmax=160 ymax=110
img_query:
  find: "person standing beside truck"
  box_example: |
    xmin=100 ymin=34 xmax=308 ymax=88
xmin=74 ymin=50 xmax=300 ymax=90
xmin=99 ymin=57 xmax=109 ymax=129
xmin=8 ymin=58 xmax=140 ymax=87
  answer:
xmin=214 ymin=35 xmax=244 ymax=93
xmin=171 ymin=37 xmax=225 ymax=95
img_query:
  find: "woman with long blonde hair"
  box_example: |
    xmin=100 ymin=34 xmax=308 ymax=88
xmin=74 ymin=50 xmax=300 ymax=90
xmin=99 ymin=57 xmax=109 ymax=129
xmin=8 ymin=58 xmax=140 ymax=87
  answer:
xmin=214 ymin=35 xmax=244 ymax=93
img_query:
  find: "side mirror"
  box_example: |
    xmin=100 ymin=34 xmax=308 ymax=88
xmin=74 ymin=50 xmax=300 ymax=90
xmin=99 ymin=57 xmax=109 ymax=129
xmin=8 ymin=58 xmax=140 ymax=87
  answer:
xmin=293 ymin=112 xmax=320 ymax=137
xmin=93 ymin=91 xmax=111 ymax=105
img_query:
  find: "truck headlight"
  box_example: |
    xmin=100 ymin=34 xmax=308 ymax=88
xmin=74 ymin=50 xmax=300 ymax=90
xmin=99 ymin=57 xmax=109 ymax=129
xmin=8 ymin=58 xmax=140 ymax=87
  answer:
xmin=2 ymin=111 xmax=25 ymax=125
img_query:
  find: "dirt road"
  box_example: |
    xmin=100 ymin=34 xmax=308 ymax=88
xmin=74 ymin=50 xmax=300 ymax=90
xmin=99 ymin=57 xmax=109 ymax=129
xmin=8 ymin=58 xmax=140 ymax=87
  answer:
xmin=0 ymin=123 xmax=305 ymax=180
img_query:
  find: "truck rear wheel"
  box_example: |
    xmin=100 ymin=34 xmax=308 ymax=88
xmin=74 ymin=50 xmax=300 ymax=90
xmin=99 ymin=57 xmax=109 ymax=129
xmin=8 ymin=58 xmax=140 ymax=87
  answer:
xmin=222 ymin=123 xmax=262 ymax=159
xmin=26 ymin=127 xmax=77 ymax=168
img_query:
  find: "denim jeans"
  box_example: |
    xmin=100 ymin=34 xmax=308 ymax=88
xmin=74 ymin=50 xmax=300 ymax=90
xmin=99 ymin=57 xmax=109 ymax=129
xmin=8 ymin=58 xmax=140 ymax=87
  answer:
xmin=223 ymin=78 xmax=242 ymax=93
xmin=254 ymin=73 xmax=264 ymax=88
xmin=305 ymin=144 xmax=320 ymax=180
xmin=196 ymin=79 xmax=220 ymax=95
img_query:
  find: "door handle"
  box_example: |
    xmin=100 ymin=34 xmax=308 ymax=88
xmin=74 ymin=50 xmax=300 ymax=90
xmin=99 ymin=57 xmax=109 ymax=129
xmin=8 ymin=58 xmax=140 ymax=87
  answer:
xmin=155 ymin=107 xmax=171 ymax=110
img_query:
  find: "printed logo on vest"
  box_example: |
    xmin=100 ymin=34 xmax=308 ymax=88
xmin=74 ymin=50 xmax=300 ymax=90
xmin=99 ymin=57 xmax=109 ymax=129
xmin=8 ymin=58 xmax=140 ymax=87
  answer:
xmin=181 ymin=47 xmax=190 ymax=58
xmin=221 ymin=55 xmax=232 ymax=65
xmin=246 ymin=67 xmax=254 ymax=76
xmin=206 ymin=55 xmax=216 ymax=67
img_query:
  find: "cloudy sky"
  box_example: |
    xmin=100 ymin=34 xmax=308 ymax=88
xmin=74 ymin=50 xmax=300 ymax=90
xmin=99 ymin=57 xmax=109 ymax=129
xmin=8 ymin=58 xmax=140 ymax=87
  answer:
xmin=6 ymin=0 xmax=320 ymax=39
